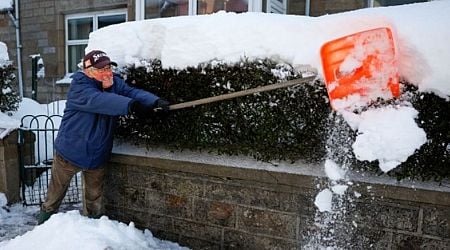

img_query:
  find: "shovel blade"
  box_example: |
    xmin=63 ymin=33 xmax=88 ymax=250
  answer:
xmin=321 ymin=27 xmax=400 ymax=110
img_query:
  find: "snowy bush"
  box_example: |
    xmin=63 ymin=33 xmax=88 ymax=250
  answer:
xmin=0 ymin=63 xmax=20 ymax=112
xmin=117 ymin=58 xmax=331 ymax=163
xmin=117 ymin=59 xmax=449 ymax=181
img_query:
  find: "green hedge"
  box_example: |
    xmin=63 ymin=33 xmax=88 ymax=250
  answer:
xmin=0 ymin=63 xmax=20 ymax=112
xmin=116 ymin=59 xmax=449 ymax=181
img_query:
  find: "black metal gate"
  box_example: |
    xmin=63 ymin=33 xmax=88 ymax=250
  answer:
xmin=18 ymin=114 xmax=82 ymax=206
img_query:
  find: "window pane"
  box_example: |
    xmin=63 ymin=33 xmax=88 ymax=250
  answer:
xmin=68 ymin=17 xmax=93 ymax=40
xmin=197 ymin=0 xmax=248 ymax=15
xmin=310 ymin=0 xmax=366 ymax=16
xmin=145 ymin=0 xmax=189 ymax=19
xmin=98 ymin=14 xmax=126 ymax=29
xmin=68 ymin=44 xmax=87 ymax=73
xmin=374 ymin=0 xmax=426 ymax=6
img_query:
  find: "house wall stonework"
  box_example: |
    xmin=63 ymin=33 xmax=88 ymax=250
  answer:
xmin=0 ymin=0 xmax=129 ymax=103
xmin=105 ymin=154 xmax=450 ymax=249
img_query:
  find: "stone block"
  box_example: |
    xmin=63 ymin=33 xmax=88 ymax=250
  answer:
xmin=204 ymin=180 xmax=312 ymax=213
xmin=353 ymin=201 xmax=419 ymax=232
xmin=120 ymin=208 xmax=174 ymax=233
xmin=103 ymin=179 xmax=126 ymax=208
xmin=392 ymin=233 xmax=450 ymax=249
xmin=236 ymin=206 xmax=298 ymax=239
xmin=163 ymin=193 xmax=192 ymax=218
xmin=122 ymin=186 xmax=148 ymax=212
xmin=422 ymin=207 xmax=450 ymax=239
xmin=192 ymin=198 xmax=236 ymax=227
xmin=43 ymin=47 xmax=56 ymax=54
xmin=127 ymin=169 xmax=204 ymax=198
xmin=173 ymin=218 xmax=223 ymax=243
xmin=123 ymin=188 xmax=193 ymax=219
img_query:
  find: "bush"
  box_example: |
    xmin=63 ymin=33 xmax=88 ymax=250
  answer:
xmin=0 ymin=63 xmax=20 ymax=112
xmin=117 ymin=58 xmax=331 ymax=163
xmin=117 ymin=59 xmax=449 ymax=181
xmin=392 ymin=85 xmax=450 ymax=181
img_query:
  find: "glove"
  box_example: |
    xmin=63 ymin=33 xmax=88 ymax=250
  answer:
xmin=129 ymin=101 xmax=153 ymax=119
xmin=154 ymin=98 xmax=170 ymax=113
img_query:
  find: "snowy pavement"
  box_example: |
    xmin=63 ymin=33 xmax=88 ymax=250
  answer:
xmin=0 ymin=200 xmax=81 ymax=242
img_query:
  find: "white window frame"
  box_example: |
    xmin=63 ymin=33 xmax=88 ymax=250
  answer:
xmin=65 ymin=9 xmax=127 ymax=74
xmin=135 ymin=0 xmax=262 ymax=20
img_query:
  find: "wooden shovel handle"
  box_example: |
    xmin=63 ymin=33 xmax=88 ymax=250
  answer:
xmin=167 ymin=75 xmax=316 ymax=111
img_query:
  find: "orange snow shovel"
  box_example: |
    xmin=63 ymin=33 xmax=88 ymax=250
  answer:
xmin=320 ymin=27 xmax=400 ymax=110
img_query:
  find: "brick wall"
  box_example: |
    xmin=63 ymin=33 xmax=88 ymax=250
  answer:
xmin=105 ymin=154 xmax=450 ymax=249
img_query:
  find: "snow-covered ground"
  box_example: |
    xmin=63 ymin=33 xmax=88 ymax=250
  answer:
xmin=0 ymin=97 xmax=189 ymax=249
xmin=0 ymin=193 xmax=188 ymax=250
xmin=1 ymin=1 xmax=450 ymax=249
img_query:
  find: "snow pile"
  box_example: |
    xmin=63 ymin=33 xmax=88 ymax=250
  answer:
xmin=0 ymin=199 xmax=187 ymax=250
xmin=87 ymin=1 xmax=450 ymax=98
xmin=351 ymin=106 xmax=427 ymax=172
xmin=0 ymin=193 xmax=40 ymax=243
xmin=0 ymin=112 xmax=19 ymax=139
xmin=0 ymin=41 xmax=9 ymax=66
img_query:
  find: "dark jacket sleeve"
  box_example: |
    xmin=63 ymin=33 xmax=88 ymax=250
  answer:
xmin=114 ymin=75 xmax=160 ymax=108
xmin=66 ymin=74 xmax=133 ymax=116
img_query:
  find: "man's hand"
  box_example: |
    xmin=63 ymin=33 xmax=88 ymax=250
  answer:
xmin=154 ymin=98 xmax=170 ymax=113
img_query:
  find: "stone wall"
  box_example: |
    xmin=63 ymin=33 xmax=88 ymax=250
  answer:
xmin=105 ymin=153 xmax=450 ymax=249
xmin=0 ymin=130 xmax=35 ymax=204
xmin=0 ymin=130 xmax=20 ymax=204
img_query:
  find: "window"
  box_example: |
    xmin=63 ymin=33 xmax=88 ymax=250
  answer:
xmin=145 ymin=0 xmax=189 ymax=18
xmin=65 ymin=10 xmax=127 ymax=74
xmin=137 ymin=0 xmax=258 ymax=19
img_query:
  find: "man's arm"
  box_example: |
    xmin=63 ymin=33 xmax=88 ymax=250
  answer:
xmin=114 ymin=75 xmax=160 ymax=107
xmin=66 ymin=80 xmax=133 ymax=116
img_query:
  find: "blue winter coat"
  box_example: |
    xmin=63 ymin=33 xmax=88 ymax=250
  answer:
xmin=54 ymin=71 xmax=159 ymax=169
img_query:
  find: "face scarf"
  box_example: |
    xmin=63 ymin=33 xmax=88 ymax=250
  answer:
xmin=84 ymin=67 xmax=113 ymax=89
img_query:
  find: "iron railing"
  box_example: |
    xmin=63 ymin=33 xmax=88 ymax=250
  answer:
xmin=18 ymin=114 xmax=82 ymax=206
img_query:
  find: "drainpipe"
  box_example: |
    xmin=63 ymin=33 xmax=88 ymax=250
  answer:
xmin=305 ymin=0 xmax=310 ymax=16
xmin=7 ymin=0 xmax=23 ymax=98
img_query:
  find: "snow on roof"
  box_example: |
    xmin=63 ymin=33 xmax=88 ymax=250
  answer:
xmin=0 ymin=41 xmax=10 ymax=66
xmin=86 ymin=1 xmax=450 ymax=98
